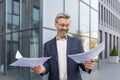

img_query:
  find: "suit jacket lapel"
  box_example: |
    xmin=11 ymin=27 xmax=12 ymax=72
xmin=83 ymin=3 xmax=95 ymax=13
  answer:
xmin=52 ymin=37 xmax=58 ymax=61
xmin=67 ymin=36 xmax=70 ymax=55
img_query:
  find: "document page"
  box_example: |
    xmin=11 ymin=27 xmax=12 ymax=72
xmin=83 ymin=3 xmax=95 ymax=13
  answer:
xmin=9 ymin=57 xmax=51 ymax=67
xmin=68 ymin=41 xmax=105 ymax=63
xmin=9 ymin=50 xmax=51 ymax=67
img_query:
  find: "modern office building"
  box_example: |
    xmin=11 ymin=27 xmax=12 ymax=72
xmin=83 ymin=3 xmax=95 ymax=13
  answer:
xmin=99 ymin=0 xmax=120 ymax=59
xmin=1 ymin=0 xmax=119 ymax=80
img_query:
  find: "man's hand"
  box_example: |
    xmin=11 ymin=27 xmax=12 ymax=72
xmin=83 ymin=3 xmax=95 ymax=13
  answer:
xmin=32 ymin=65 xmax=45 ymax=74
xmin=84 ymin=59 xmax=95 ymax=70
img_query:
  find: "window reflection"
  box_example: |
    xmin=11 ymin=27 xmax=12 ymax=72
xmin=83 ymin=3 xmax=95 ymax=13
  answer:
xmin=13 ymin=15 xmax=19 ymax=25
xmin=30 ymin=30 xmax=39 ymax=58
xmin=13 ymin=0 xmax=20 ymax=14
xmin=91 ymin=0 xmax=98 ymax=10
xmin=13 ymin=32 xmax=19 ymax=41
xmin=43 ymin=29 xmax=56 ymax=44
xmin=80 ymin=2 xmax=90 ymax=37
xmin=80 ymin=36 xmax=90 ymax=51
xmin=6 ymin=0 xmax=20 ymax=32
xmin=7 ymin=0 xmax=12 ymax=13
xmin=33 ymin=7 xmax=39 ymax=22
xmin=43 ymin=0 xmax=63 ymax=29
xmin=7 ymin=14 xmax=12 ymax=32
xmin=33 ymin=6 xmax=39 ymax=28
xmin=6 ymin=38 xmax=19 ymax=79
xmin=65 ymin=0 xmax=78 ymax=33
xmin=7 ymin=14 xmax=12 ymax=24
xmin=91 ymin=9 xmax=98 ymax=38
xmin=82 ymin=0 xmax=90 ymax=5
xmin=90 ymin=38 xmax=98 ymax=49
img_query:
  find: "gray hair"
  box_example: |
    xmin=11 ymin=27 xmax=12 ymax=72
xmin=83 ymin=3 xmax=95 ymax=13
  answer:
xmin=55 ymin=13 xmax=70 ymax=23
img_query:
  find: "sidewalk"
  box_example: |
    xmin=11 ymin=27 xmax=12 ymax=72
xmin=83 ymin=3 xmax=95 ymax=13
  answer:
xmin=0 ymin=75 xmax=17 ymax=80
xmin=0 ymin=59 xmax=120 ymax=80
xmin=81 ymin=59 xmax=120 ymax=80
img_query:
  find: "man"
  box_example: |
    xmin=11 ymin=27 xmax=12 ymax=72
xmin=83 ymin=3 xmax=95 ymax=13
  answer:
xmin=33 ymin=13 xmax=95 ymax=80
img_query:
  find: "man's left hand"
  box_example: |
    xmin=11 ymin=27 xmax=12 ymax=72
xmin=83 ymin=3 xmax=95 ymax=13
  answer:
xmin=84 ymin=59 xmax=95 ymax=70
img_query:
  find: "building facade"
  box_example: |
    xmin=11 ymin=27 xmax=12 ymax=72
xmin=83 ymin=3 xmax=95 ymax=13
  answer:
xmin=99 ymin=0 xmax=120 ymax=59
xmin=0 ymin=0 xmax=98 ymax=80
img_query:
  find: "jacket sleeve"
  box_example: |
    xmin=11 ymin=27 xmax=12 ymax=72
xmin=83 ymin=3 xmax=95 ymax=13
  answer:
xmin=43 ymin=43 xmax=50 ymax=74
xmin=79 ymin=63 xmax=92 ymax=73
xmin=78 ymin=39 xmax=92 ymax=73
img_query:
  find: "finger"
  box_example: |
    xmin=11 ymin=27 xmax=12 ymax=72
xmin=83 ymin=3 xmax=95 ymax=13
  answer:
xmin=91 ymin=59 xmax=95 ymax=62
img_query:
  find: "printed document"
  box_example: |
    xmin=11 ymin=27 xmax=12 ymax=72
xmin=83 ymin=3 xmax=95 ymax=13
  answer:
xmin=68 ymin=41 xmax=105 ymax=63
xmin=9 ymin=50 xmax=51 ymax=67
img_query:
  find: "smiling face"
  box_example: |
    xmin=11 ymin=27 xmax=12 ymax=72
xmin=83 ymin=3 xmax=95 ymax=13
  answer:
xmin=55 ymin=18 xmax=71 ymax=39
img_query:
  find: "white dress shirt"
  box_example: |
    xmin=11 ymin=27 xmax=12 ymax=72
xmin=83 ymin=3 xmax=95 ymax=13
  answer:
xmin=57 ymin=39 xmax=67 ymax=80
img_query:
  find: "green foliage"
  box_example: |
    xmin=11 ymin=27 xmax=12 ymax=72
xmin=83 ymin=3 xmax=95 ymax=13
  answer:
xmin=110 ymin=45 xmax=118 ymax=56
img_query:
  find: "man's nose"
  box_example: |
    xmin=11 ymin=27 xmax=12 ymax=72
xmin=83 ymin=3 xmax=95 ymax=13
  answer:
xmin=62 ymin=26 xmax=68 ymax=30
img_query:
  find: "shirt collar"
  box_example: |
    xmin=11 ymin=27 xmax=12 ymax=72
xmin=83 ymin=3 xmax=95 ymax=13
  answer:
xmin=56 ymin=35 xmax=67 ymax=40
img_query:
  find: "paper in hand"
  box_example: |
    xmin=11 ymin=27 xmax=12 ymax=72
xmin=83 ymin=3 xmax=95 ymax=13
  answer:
xmin=68 ymin=41 xmax=105 ymax=63
xmin=9 ymin=50 xmax=51 ymax=67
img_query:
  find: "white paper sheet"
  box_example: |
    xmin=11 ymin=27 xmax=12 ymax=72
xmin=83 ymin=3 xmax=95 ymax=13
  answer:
xmin=15 ymin=50 xmax=23 ymax=59
xmin=9 ymin=50 xmax=51 ymax=67
xmin=9 ymin=57 xmax=51 ymax=67
xmin=68 ymin=41 xmax=105 ymax=63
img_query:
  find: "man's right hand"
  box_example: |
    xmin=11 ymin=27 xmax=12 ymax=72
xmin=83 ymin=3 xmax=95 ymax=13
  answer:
xmin=32 ymin=65 xmax=45 ymax=74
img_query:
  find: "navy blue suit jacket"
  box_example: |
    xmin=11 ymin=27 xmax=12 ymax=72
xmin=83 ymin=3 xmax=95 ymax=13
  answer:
xmin=43 ymin=36 xmax=87 ymax=80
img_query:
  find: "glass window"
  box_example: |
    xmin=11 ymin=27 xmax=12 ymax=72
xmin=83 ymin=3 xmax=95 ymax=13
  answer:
xmin=65 ymin=0 xmax=79 ymax=33
xmin=6 ymin=34 xmax=11 ymax=40
xmin=13 ymin=15 xmax=19 ymax=25
xmin=13 ymin=25 xmax=19 ymax=31
xmin=32 ymin=6 xmax=39 ymax=28
xmin=13 ymin=32 xmax=19 ymax=41
xmin=99 ymin=30 xmax=102 ymax=42
xmin=106 ymin=9 xmax=108 ymax=25
xmin=43 ymin=29 xmax=56 ymax=44
xmin=99 ymin=3 xmax=100 ymax=24
xmin=20 ymin=30 xmax=39 ymax=80
xmin=108 ymin=11 xmax=110 ymax=25
xmin=91 ymin=0 xmax=98 ymax=10
xmin=109 ymin=34 xmax=112 ymax=51
xmin=0 ymin=37 xmax=4 ymax=74
xmin=6 ymin=40 xmax=19 ymax=79
xmin=113 ymin=35 xmax=115 ymax=46
xmin=104 ymin=7 xmax=106 ymax=23
xmin=82 ymin=0 xmax=90 ymax=5
xmin=33 ymin=7 xmax=39 ymax=22
xmin=91 ymin=9 xmax=98 ymax=38
xmin=30 ymin=30 xmax=39 ymax=58
xmin=80 ymin=36 xmax=90 ymax=51
xmin=21 ymin=0 xmax=29 ymax=30
xmin=43 ymin=0 xmax=63 ymax=29
xmin=7 ymin=14 xmax=12 ymax=33
xmin=90 ymin=38 xmax=98 ymax=49
xmin=13 ymin=0 xmax=20 ymax=14
xmin=80 ymin=2 xmax=90 ymax=37
xmin=7 ymin=14 xmax=12 ymax=24
xmin=105 ymin=32 xmax=108 ymax=58
xmin=7 ymin=0 xmax=12 ymax=13
xmin=101 ymin=5 xmax=103 ymax=23
xmin=99 ymin=30 xmax=102 ymax=59
xmin=21 ymin=0 xmax=40 ymax=30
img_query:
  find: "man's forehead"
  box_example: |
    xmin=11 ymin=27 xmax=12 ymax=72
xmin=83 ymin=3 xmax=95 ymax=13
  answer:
xmin=57 ymin=18 xmax=71 ymax=22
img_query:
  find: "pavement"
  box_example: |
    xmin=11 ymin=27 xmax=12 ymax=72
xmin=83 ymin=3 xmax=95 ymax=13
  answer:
xmin=0 ymin=59 xmax=120 ymax=80
xmin=81 ymin=59 xmax=120 ymax=80
xmin=0 ymin=75 xmax=17 ymax=80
